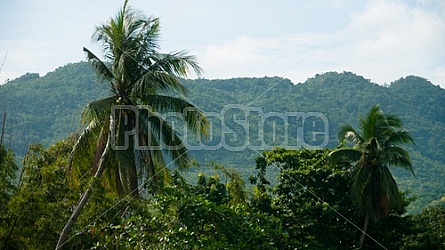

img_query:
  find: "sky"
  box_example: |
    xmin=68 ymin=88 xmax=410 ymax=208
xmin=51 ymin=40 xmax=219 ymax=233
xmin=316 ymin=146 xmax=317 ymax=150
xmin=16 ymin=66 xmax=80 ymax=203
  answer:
xmin=1 ymin=0 xmax=444 ymax=87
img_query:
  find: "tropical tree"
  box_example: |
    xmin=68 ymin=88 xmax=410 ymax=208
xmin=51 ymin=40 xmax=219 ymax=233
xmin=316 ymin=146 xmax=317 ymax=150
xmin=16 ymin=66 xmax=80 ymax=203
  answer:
xmin=329 ymin=104 xmax=414 ymax=249
xmin=56 ymin=1 xmax=207 ymax=248
xmin=91 ymin=169 xmax=278 ymax=250
xmin=0 ymin=144 xmax=18 ymax=249
xmin=250 ymin=148 xmax=361 ymax=249
xmin=2 ymin=142 xmax=82 ymax=249
xmin=0 ymin=144 xmax=17 ymax=210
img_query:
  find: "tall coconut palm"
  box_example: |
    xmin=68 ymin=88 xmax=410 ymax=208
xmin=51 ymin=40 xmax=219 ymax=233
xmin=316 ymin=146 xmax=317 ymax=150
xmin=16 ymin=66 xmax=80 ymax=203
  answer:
xmin=329 ymin=104 xmax=414 ymax=249
xmin=56 ymin=1 xmax=207 ymax=248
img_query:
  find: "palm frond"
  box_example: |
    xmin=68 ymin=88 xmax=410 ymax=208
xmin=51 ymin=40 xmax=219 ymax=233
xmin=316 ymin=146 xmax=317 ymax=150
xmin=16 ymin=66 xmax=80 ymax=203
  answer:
xmin=360 ymin=104 xmax=383 ymax=139
xmin=134 ymin=70 xmax=188 ymax=96
xmin=69 ymin=97 xmax=114 ymax=186
xmin=139 ymin=133 xmax=162 ymax=186
xmin=151 ymin=147 xmax=168 ymax=176
xmin=83 ymin=47 xmax=114 ymax=85
xmin=150 ymin=50 xmax=203 ymax=78
xmin=383 ymin=146 xmax=414 ymax=176
xmin=81 ymin=96 xmax=115 ymax=125
xmin=338 ymin=124 xmax=363 ymax=145
xmin=135 ymin=16 xmax=160 ymax=55
xmin=385 ymin=129 xmax=415 ymax=146
xmin=350 ymin=159 xmax=370 ymax=209
xmin=102 ymin=147 xmax=127 ymax=195
xmin=385 ymin=114 xmax=403 ymax=128
xmin=138 ymin=108 xmax=190 ymax=169
xmin=100 ymin=115 xmax=138 ymax=196
xmin=115 ymin=148 xmax=137 ymax=195
xmin=379 ymin=166 xmax=403 ymax=211
xmin=328 ymin=148 xmax=362 ymax=166
xmin=138 ymin=95 xmax=208 ymax=136
xmin=68 ymin=121 xmax=101 ymax=186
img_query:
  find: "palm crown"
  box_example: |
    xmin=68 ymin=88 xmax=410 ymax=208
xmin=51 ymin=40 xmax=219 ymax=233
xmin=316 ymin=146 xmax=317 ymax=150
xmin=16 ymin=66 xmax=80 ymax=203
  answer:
xmin=70 ymin=0 xmax=208 ymax=196
xmin=329 ymin=104 xmax=414 ymax=248
xmin=330 ymin=104 xmax=414 ymax=220
xmin=57 ymin=2 xmax=208 ymax=247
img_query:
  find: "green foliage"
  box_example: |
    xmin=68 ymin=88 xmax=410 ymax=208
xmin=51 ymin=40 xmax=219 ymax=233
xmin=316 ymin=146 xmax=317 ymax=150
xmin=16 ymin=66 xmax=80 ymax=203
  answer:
xmin=0 ymin=142 xmax=75 ymax=249
xmin=0 ymin=145 xmax=18 ymax=248
xmin=196 ymin=162 xmax=248 ymax=205
xmin=91 ymin=170 xmax=283 ymax=250
xmin=1 ymin=65 xmax=445 ymax=212
xmin=0 ymin=145 xmax=17 ymax=208
xmin=0 ymin=62 xmax=102 ymax=156
xmin=250 ymin=148 xmax=444 ymax=249
xmin=253 ymin=148 xmax=361 ymax=249
xmin=57 ymin=3 xmax=210 ymax=247
xmin=0 ymin=140 xmax=132 ymax=249
xmin=0 ymin=142 xmax=444 ymax=249
xmin=402 ymin=206 xmax=445 ymax=249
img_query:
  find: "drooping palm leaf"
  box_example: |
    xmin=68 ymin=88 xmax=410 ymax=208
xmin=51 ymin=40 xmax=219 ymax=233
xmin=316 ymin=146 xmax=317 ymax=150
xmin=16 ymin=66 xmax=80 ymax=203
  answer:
xmin=140 ymin=95 xmax=207 ymax=134
xmin=385 ymin=129 xmax=415 ymax=146
xmin=383 ymin=146 xmax=414 ymax=175
xmin=150 ymin=51 xmax=202 ymax=78
xmin=328 ymin=148 xmax=362 ymax=166
xmin=81 ymin=96 xmax=115 ymax=124
xmin=138 ymin=108 xmax=190 ymax=169
xmin=379 ymin=166 xmax=402 ymax=211
xmin=338 ymin=124 xmax=363 ymax=146
xmin=133 ymin=70 xmax=188 ymax=97
xmin=83 ymin=48 xmax=114 ymax=86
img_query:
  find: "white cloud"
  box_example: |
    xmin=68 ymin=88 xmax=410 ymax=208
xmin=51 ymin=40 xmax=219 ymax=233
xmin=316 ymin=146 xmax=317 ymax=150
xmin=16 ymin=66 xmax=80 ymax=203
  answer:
xmin=1 ymin=0 xmax=444 ymax=88
xmin=337 ymin=0 xmax=445 ymax=85
xmin=199 ymin=33 xmax=336 ymax=82
xmin=0 ymin=40 xmax=49 ymax=84
xmin=0 ymin=38 xmax=88 ymax=84
xmin=197 ymin=0 xmax=445 ymax=87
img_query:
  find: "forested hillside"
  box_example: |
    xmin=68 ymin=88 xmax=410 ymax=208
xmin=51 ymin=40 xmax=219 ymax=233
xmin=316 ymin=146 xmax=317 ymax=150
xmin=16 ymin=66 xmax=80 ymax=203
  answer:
xmin=0 ymin=62 xmax=108 ymax=154
xmin=0 ymin=61 xmax=444 ymax=212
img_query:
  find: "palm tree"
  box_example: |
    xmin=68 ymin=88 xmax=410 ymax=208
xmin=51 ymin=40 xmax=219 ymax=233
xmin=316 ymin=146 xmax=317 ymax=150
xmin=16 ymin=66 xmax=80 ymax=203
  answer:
xmin=56 ymin=1 xmax=208 ymax=248
xmin=329 ymin=104 xmax=414 ymax=249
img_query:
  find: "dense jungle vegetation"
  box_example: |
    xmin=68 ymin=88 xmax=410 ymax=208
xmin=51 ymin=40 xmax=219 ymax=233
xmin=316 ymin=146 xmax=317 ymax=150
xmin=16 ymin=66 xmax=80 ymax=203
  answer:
xmin=1 ymin=63 xmax=444 ymax=214
xmin=0 ymin=1 xmax=444 ymax=249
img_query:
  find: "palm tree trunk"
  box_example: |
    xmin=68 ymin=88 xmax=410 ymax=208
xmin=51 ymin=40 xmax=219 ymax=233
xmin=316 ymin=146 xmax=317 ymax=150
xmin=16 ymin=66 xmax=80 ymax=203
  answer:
xmin=129 ymin=158 xmax=139 ymax=197
xmin=92 ymin=127 xmax=108 ymax=175
xmin=359 ymin=213 xmax=370 ymax=249
xmin=56 ymin=118 xmax=114 ymax=249
xmin=147 ymin=150 xmax=157 ymax=187
xmin=56 ymin=140 xmax=110 ymax=249
xmin=139 ymin=136 xmax=158 ymax=190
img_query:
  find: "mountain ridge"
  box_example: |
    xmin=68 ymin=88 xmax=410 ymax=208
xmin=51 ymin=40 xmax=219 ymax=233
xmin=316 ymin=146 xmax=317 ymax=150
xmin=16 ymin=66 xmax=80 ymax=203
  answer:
xmin=0 ymin=61 xmax=444 ymax=212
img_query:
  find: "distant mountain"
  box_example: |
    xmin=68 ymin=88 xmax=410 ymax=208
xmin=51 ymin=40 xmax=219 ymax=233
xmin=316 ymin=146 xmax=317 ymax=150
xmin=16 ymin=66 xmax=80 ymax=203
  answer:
xmin=1 ymin=61 xmax=444 ymax=213
xmin=0 ymin=63 xmax=107 ymax=155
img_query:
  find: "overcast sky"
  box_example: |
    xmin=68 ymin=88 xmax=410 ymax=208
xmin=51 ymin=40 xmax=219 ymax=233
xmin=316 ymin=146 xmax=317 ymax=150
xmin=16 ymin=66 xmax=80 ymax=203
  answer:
xmin=1 ymin=0 xmax=444 ymax=87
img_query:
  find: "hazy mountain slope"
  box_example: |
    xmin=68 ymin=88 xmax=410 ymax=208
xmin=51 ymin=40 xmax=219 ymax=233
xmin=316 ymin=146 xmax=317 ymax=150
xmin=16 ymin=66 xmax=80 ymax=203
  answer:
xmin=0 ymin=61 xmax=444 ymax=212
xmin=0 ymin=62 xmax=108 ymax=156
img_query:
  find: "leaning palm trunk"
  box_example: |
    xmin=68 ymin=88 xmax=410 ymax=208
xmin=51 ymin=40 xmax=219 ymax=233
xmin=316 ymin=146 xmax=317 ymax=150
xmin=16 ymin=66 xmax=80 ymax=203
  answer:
xmin=56 ymin=117 xmax=113 ymax=249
